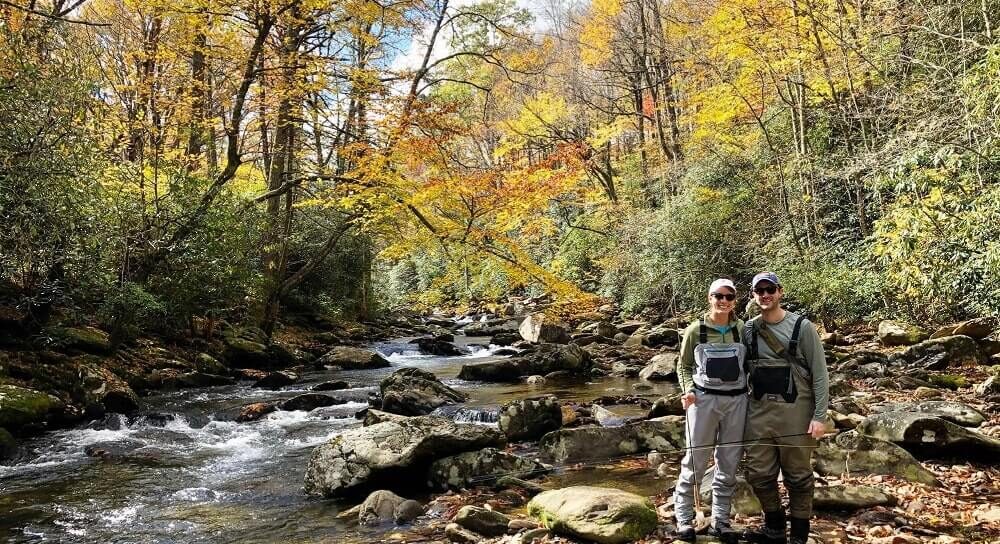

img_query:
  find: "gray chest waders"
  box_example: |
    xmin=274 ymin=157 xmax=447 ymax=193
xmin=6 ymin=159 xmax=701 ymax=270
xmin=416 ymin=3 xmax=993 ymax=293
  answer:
xmin=743 ymin=316 xmax=819 ymax=521
xmin=674 ymin=321 xmax=749 ymax=532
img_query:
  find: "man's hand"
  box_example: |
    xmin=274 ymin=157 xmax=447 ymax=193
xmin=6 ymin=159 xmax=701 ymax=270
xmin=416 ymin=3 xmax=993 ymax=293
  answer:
xmin=807 ymin=419 xmax=827 ymax=439
xmin=681 ymin=392 xmax=696 ymax=409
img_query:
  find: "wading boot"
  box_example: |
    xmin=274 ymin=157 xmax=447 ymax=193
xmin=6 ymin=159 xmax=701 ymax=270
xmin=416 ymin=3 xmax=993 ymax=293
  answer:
xmin=789 ymin=517 xmax=810 ymax=544
xmin=743 ymin=510 xmax=787 ymax=544
xmin=707 ymin=522 xmax=739 ymax=544
xmin=675 ymin=526 xmax=696 ymax=542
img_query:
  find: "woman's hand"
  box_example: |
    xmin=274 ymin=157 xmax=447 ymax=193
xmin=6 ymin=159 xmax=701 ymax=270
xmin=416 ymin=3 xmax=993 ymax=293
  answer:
xmin=807 ymin=419 xmax=827 ymax=439
xmin=681 ymin=392 xmax=696 ymax=409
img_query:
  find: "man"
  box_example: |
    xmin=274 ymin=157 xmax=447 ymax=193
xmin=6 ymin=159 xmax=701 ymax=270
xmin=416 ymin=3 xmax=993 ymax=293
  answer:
xmin=743 ymin=272 xmax=829 ymax=544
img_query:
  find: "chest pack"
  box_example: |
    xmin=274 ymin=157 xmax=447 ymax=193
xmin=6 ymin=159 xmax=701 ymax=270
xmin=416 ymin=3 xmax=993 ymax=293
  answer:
xmin=744 ymin=315 xmax=810 ymax=403
xmin=692 ymin=320 xmax=748 ymax=394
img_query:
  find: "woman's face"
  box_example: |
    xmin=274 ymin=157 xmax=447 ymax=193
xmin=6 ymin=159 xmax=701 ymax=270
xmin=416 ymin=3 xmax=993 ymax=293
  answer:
xmin=708 ymin=286 xmax=736 ymax=313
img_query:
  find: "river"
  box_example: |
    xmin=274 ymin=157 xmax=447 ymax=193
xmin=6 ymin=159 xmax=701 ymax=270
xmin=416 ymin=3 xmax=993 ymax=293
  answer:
xmin=0 ymin=336 xmax=677 ymax=543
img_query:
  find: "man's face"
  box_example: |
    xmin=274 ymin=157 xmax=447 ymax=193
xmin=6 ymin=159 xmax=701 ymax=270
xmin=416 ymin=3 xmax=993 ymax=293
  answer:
xmin=753 ymin=281 xmax=783 ymax=311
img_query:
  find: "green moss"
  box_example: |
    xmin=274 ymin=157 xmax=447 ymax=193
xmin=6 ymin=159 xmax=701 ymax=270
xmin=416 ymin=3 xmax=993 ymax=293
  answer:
xmin=0 ymin=385 xmax=62 ymax=429
xmin=927 ymin=373 xmax=969 ymax=390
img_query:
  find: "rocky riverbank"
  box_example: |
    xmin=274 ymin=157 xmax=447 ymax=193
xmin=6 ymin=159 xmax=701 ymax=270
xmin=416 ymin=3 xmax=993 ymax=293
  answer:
xmin=3 ymin=305 xmax=999 ymax=543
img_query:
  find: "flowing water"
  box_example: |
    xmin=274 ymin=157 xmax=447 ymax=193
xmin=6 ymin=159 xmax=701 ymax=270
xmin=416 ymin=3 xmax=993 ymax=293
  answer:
xmin=0 ymin=336 xmax=678 ymax=543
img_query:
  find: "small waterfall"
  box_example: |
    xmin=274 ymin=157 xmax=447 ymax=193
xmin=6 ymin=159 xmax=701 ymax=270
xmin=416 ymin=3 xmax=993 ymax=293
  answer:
xmin=432 ymin=405 xmax=500 ymax=425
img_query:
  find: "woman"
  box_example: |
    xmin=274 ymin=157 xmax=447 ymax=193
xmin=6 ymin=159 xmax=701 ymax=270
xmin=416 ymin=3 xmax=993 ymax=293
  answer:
xmin=673 ymin=278 xmax=748 ymax=544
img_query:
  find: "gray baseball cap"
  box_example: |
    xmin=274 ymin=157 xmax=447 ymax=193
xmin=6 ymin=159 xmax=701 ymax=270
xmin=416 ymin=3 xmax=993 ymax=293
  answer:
xmin=751 ymin=271 xmax=781 ymax=289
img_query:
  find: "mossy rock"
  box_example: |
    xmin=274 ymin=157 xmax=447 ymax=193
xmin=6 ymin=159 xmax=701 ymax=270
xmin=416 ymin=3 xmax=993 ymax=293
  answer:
xmin=0 ymin=384 xmax=64 ymax=430
xmin=44 ymin=326 xmax=112 ymax=354
xmin=927 ymin=373 xmax=969 ymax=390
xmin=527 ymin=486 xmax=657 ymax=544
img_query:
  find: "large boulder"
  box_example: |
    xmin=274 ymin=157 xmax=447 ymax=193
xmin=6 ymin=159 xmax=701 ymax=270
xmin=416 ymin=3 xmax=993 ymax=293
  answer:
xmin=539 ymin=417 xmax=685 ymax=463
xmin=0 ymin=427 xmax=16 ymax=460
xmin=647 ymin=394 xmax=685 ymax=417
xmin=78 ymin=363 xmax=140 ymax=414
xmin=462 ymin=319 xmax=520 ymax=337
xmin=953 ymin=317 xmax=999 ymax=340
xmin=235 ymin=402 xmax=277 ymax=423
xmin=318 ymin=346 xmax=391 ymax=370
xmin=889 ymin=335 xmax=984 ymax=370
xmin=0 ymin=384 xmax=65 ymax=431
xmin=877 ymin=321 xmax=928 ymax=346
xmin=638 ymin=353 xmax=678 ymax=381
xmin=858 ymin=411 xmax=1000 ymax=460
xmin=280 ymin=394 xmax=345 ymax=412
xmin=975 ymin=375 xmax=1000 ymax=396
xmin=872 ymin=401 xmax=986 ymax=427
xmin=458 ymin=344 xmax=590 ymax=383
xmin=527 ymin=486 xmax=657 ymax=544
xmin=813 ymin=485 xmax=896 ymax=510
xmin=253 ymin=370 xmax=298 ymax=389
xmin=813 ymin=431 xmax=939 ymax=486
xmin=519 ymin=314 xmax=570 ymax=344
xmin=454 ymin=505 xmax=510 ymax=537
xmin=222 ymin=337 xmax=273 ymax=369
xmin=363 ymin=409 xmax=409 ymax=426
xmin=380 ymin=367 xmax=468 ymax=416
xmin=499 ymin=398 xmax=562 ymax=441
xmin=149 ymin=369 xmax=234 ymax=389
xmin=428 ymin=447 xmax=549 ymax=489
xmin=303 ymin=416 xmax=505 ymax=497
xmin=47 ymin=326 xmax=112 ymax=354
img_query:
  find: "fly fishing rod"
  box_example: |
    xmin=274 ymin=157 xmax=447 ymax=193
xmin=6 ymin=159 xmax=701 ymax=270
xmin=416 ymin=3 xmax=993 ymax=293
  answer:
xmin=464 ymin=430 xmax=828 ymax=485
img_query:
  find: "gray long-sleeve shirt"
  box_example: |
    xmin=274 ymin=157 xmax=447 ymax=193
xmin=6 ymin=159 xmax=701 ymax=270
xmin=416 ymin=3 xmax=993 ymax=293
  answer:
xmin=749 ymin=311 xmax=830 ymax=421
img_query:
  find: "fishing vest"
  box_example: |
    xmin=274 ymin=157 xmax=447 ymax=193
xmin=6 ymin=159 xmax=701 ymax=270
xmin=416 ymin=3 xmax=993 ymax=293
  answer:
xmin=692 ymin=319 xmax=748 ymax=395
xmin=744 ymin=315 xmax=813 ymax=404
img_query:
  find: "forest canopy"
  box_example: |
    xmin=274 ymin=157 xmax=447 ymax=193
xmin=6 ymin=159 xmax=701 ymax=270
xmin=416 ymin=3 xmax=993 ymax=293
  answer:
xmin=2 ymin=0 xmax=998 ymax=339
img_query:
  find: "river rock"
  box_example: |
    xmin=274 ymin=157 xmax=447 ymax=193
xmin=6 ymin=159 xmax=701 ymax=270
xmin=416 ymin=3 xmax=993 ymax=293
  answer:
xmin=591 ymin=405 xmax=626 ymax=427
xmin=527 ymin=486 xmax=657 ymax=544
xmin=638 ymin=352 xmax=678 ymax=381
xmin=539 ymin=417 xmax=685 ymax=463
xmin=280 ymin=393 xmax=345 ymax=412
xmin=647 ymin=394 xmax=685 ymax=417
xmin=313 ymin=380 xmax=349 ymax=391
xmin=519 ymin=314 xmax=570 ymax=344
xmin=380 ymin=367 xmax=467 ymax=416
xmin=363 ymin=409 xmax=408 ymax=426
xmin=858 ymin=411 xmax=1000 ymax=460
xmin=454 ymin=505 xmax=510 ymax=537
xmin=303 ymin=416 xmax=505 ymax=497
xmin=194 ymin=353 xmax=227 ymax=375
xmin=150 ymin=369 xmax=234 ymax=389
xmin=235 ymin=402 xmax=277 ymax=422
xmin=975 ymin=375 xmax=1000 ymax=396
xmin=428 ymin=447 xmax=549 ymax=489
xmin=47 ymin=326 xmax=112 ymax=354
xmin=463 ymin=319 xmax=520 ymax=337
xmin=445 ymin=522 xmax=480 ymax=543
xmin=953 ymin=317 xmax=998 ymax=340
xmin=873 ymin=401 xmax=986 ymax=427
xmin=357 ymin=489 xmax=407 ymax=525
xmin=79 ymin=363 xmax=140 ymax=414
xmin=643 ymin=327 xmax=680 ymax=348
xmin=253 ymin=370 xmax=298 ymax=389
xmin=813 ymin=431 xmax=939 ymax=486
xmin=458 ymin=344 xmax=590 ymax=382
xmin=411 ymin=337 xmax=465 ymax=356
xmin=0 ymin=384 xmax=65 ymax=431
xmin=491 ymin=332 xmax=521 ymax=346
xmin=394 ymin=499 xmax=424 ymax=523
xmin=318 ymin=346 xmax=390 ymax=370
xmin=889 ymin=335 xmax=983 ymax=370
xmin=697 ymin=466 xmax=761 ymax=515
xmin=878 ymin=321 xmax=928 ymax=346
xmin=813 ymin=485 xmax=896 ymax=510
xmin=222 ymin=336 xmax=273 ymax=369
xmin=499 ymin=398 xmax=562 ymax=441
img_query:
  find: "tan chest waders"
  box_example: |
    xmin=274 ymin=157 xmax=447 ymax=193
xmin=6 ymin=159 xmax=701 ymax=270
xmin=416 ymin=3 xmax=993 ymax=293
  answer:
xmin=743 ymin=315 xmax=819 ymax=521
xmin=674 ymin=320 xmax=749 ymax=534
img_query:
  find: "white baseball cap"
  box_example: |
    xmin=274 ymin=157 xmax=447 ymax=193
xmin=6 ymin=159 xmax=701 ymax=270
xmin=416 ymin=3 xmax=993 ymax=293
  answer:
xmin=708 ymin=278 xmax=736 ymax=294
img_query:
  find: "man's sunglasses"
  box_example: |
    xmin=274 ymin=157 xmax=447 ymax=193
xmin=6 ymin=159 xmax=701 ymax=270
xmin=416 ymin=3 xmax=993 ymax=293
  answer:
xmin=753 ymin=285 xmax=778 ymax=295
xmin=711 ymin=293 xmax=736 ymax=301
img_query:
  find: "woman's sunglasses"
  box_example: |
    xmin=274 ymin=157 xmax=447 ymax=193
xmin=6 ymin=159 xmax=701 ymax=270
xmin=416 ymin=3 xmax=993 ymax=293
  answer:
xmin=711 ymin=293 xmax=736 ymax=301
xmin=753 ymin=285 xmax=778 ymax=295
